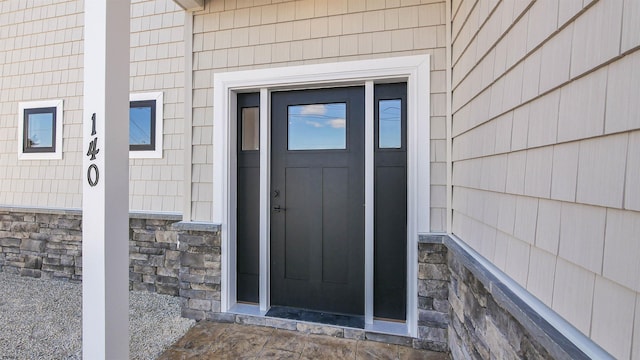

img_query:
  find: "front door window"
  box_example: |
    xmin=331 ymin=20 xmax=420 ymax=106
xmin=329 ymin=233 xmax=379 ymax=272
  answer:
xmin=287 ymin=103 xmax=347 ymax=150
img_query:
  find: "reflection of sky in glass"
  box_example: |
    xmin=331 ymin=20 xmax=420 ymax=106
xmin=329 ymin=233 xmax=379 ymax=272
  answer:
xmin=379 ymin=99 xmax=401 ymax=148
xmin=27 ymin=112 xmax=53 ymax=148
xmin=130 ymin=106 xmax=152 ymax=145
xmin=288 ymin=103 xmax=347 ymax=150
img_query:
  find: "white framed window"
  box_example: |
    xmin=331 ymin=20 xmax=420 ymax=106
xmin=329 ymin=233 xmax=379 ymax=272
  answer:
xmin=129 ymin=92 xmax=163 ymax=159
xmin=18 ymin=99 xmax=64 ymax=160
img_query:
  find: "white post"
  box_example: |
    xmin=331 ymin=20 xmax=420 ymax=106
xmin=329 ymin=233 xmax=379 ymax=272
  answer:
xmin=82 ymin=1 xmax=130 ymax=359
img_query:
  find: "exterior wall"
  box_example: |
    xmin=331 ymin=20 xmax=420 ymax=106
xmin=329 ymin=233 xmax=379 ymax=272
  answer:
xmin=0 ymin=0 xmax=84 ymax=208
xmin=0 ymin=0 xmax=185 ymax=213
xmin=130 ymin=0 xmax=186 ymax=212
xmin=189 ymin=0 xmax=448 ymax=229
xmin=451 ymin=0 xmax=640 ymax=358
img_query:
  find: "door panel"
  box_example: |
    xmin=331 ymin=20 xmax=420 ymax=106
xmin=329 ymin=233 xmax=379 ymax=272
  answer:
xmin=271 ymin=86 xmax=364 ymax=315
xmin=321 ymin=167 xmax=349 ymax=285
xmin=283 ymin=167 xmax=316 ymax=281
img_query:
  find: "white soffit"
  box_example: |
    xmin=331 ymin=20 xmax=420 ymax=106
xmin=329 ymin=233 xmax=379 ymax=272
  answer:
xmin=172 ymin=0 xmax=204 ymax=11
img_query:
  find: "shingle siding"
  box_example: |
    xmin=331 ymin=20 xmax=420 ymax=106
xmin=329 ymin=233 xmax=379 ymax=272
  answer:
xmin=0 ymin=0 xmax=185 ymax=213
xmin=189 ymin=0 xmax=448 ymax=227
xmin=451 ymin=0 xmax=640 ymax=357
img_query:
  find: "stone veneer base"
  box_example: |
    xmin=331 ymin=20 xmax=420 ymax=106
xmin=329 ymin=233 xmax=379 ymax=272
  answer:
xmin=0 ymin=207 xmax=603 ymax=358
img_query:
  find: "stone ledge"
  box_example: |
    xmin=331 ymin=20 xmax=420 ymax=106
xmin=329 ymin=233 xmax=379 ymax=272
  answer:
xmin=418 ymin=234 xmax=447 ymax=244
xmin=172 ymin=221 xmax=220 ymax=232
xmin=129 ymin=211 xmax=182 ymax=221
xmin=0 ymin=206 xmax=82 ymax=216
xmin=0 ymin=206 xmax=183 ymax=222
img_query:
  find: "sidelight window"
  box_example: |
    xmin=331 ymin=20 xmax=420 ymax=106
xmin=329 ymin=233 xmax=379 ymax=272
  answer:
xmin=241 ymin=107 xmax=259 ymax=151
xmin=378 ymin=99 xmax=402 ymax=149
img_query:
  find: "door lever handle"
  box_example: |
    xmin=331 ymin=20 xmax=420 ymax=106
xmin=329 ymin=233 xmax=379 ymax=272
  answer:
xmin=272 ymin=205 xmax=286 ymax=212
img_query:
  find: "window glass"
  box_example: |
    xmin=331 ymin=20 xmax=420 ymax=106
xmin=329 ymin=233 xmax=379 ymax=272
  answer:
xmin=241 ymin=107 xmax=259 ymax=151
xmin=288 ymin=103 xmax=346 ymax=150
xmin=25 ymin=109 xmax=55 ymax=151
xmin=378 ymin=99 xmax=401 ymax=149
xmin=129 ymin=100 xmax=155 ymax=150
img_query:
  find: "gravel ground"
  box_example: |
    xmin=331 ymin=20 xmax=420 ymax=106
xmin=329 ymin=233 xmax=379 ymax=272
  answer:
xmin=0 ymin=271 xmax=194 ymax=359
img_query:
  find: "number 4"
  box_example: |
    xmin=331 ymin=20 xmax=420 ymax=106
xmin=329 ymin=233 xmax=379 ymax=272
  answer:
xmin=87 ymin=137 xmax=99 ymax=160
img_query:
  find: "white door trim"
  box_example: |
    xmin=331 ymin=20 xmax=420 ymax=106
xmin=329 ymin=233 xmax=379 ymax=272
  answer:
xmin=258 ymin=88 xmax=271 ymax=312
xmin=214 ymin=55 xmax=430 ymax=337
xmin=364 ymin=81 xmax=375 ymax=325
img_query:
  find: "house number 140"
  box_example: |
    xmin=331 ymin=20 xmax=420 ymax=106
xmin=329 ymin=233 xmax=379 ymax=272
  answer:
xmin=86 ymin=113 xmax=100 ymax=187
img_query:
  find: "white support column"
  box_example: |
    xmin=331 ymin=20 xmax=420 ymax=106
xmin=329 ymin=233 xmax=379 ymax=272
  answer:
xmin=82 ymin=1 xmax=130 ymax=359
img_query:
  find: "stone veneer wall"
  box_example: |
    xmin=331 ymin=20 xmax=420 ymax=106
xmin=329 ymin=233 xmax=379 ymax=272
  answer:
xmin=0 ymin=209 xmax=83 ymax=280
xmin=172 ymin=222 xmax=222 ymax=320
xmin=417 ymin=242 xmax=450 ymax=351
xmin=0 ymin=207 xmax=196 ymax=297
xmin=128 ymin=216 xmax=182 ymax=296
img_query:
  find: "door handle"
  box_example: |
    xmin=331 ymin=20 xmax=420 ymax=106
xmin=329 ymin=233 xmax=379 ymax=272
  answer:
xmin=272 ymin=205 xmax=286 ymax=212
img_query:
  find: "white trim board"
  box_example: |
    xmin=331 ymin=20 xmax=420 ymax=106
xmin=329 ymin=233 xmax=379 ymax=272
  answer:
xmin=213 ymin=55 xmax=431 ymax=337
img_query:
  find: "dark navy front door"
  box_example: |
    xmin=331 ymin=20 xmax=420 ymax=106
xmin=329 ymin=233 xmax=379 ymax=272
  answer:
xmin=270 ymin=86 xmax=365 ymax=315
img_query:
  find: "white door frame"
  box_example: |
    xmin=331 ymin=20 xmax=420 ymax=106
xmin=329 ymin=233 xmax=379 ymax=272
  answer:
xmin=213 ymin=55 xmax=430 ymax=337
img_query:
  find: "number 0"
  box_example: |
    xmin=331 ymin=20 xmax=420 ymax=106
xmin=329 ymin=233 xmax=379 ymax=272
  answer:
xmin=87 ymin=164 xmax=99 ymax=187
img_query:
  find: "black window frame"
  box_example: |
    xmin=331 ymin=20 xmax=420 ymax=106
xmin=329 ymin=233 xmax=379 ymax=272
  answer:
xmin=23 ymin=107 xmax=57 ymax=154
xmin=129 ymin=99 xmax=156 ymax=151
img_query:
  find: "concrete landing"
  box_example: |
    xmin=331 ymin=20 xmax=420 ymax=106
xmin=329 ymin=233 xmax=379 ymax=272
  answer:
xmin=159 ymin=321 xmax=450 ymax=359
